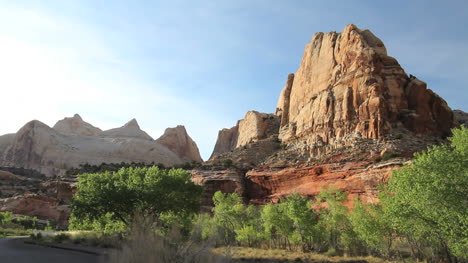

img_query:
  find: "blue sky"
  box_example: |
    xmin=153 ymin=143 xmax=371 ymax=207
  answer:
xmin=0 ymin=0 xmax=467 ymax=160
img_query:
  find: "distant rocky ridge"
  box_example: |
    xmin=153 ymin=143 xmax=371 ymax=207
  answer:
xmin=156 ymin=125 xmax=203 ymax=163
xmin=0 ymin=115 xmax=202 ymax=176
xmin=211 ymin=111 xmax=280 ymax=159
xmin=198 ymin=24 xmax=461 ymax=208
xmin=53 ymin=114 xmax=101 ymax=136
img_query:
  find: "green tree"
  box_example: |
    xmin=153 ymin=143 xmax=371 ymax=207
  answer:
xmin=211 ymin=191 xmax=264 ymax=246
xmin=349 ymin=200 xmax=392 ymax=257
xmin=0 ymin=212 xmax=13 ymax=225
xmin=261 ymin=202 xmax=294 ymax=249
xmin=282 ymin=193 xmax=317 ymax=251
xmin=71 ymin=167 xmax=203 ymax=228
xmin=316 ymin=187 xmax=362 ymax=254
xmin=381 ymin=126 xmax=468 ymax=260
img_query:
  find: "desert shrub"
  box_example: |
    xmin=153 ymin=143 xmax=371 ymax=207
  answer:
xmin=381 ymin=152 xmax=400 ymax=161
xmin=108 ymin=217 xmax=230 ymax=263
xmin=222 ymin=159 xmax=233 ymax=168
xmin=15 ymin=216 xmax=39 ymax=229
xmin=0 ymin=211 xmax=13 ymax=225
xmin=53 ymin=233 xmax=70 ymax=243
xmin=30 ymin=232 xmax=43 ymax=240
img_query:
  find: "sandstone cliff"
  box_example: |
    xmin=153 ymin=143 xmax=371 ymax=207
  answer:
xmin=197 ymin=24 xmax=457 ymax=208
xmin=156 ymin=125 xmax=203 ymax=163
xmin=454 ymin=110 xmax=468 ymax=126
xmin=53 ymin=114 xmax=101 ymax=136
xmin=100 ymin=118 xmax=153 ymax=140
xmin=210 ymin=111 xmax=280 ymax=158
xmin=0 ymin=115 xmax=203 ymax=176
xmin=277 ymin=24 xmax=453 ymax=147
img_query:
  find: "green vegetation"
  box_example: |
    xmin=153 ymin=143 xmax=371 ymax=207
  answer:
xmin=380 ymin=125 xmax=468 ymax=261
xmin=65 ymin=161 xmax=202 ymax=176
xmin=0 ymin=212 xmax=50 ymax=237
xmin=29 ymin=231 xmax=117 ymax=248
xmin=70 ymin=166 xmax=203 ymax=229
xmin=222 ymin=159 xmax=233 ymax=168
xmin=63 ymin=127 xmax=466 ymax=262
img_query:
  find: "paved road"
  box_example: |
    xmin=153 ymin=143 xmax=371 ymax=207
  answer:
xmin=0 ymin=238 xmax=101 ymax=263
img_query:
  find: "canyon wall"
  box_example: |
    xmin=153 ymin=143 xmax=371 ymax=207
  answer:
xmin=198 ymin=24 xmax=456 ymax=208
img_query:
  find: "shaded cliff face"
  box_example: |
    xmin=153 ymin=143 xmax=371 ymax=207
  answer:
xmin=156 ymin=125 xmax=203 ymax=163
xmin=277 ymin=24 xmax=453 ymax=146
xmin=197 ymin=24 xmax=456 ymax=208
xmin=210 ymin=111 xmax=280 ymax=159
xmin=0 ymin=115 xmax=203 ymax=176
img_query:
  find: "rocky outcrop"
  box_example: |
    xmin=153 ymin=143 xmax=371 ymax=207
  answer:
xmin=197 ymin=24 xmax=458 ymax=210
xmin=156 ymin=125 xmax=203 ymax=163
xmin=277 ymin=24 xmax=453 ymax=146
xmin=210 ymin=126 xmax=239 ymax=159
xmin=210 ymin=111 xmax=280 ymax=158
xmin=0 ymin=167 xmax=77 ymax=225
xmin=237 ymin=111 xmax=280 ymax=148
xmin=276 ymin=73 xmax=295 ymax=127
xmin=454 ymin=110 xmax=468 ymax=126
xmin=0 ymin=133 xmax=15 ymax=159
xmin=100 ymin=118 xmax=153 ymax=140
xmin=0 ymin=117 xmax=199 ymax=176
xmin=192 ymin=169 xmax=245 ymax=211
xmin=246 ymin=160 xmax=404 ymax=208
xmin=53 ymin=114 xmax=101 ymax=136
xmin=0 ymin=194 xmax=70 ymax=225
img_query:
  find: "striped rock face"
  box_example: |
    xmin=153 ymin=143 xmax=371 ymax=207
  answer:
xmin=277 ymin=24 xmax=453 ymax=148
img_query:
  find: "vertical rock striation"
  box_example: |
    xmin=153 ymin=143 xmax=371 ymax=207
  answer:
xmin=210 ymin=111 xmax=279 ymax=159
xmin=277 ymin=24 xmax=453 ymax=146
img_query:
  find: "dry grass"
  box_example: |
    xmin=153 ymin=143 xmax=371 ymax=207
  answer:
xmin=213 ymin=247 xmax=394 ymax=263
xmin=107 ymin=220 xmax=230 ymax=263
xmin=29 ymin=230 xmax=118 ymax=248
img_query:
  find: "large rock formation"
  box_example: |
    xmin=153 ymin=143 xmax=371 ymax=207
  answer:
xmin=454 ymin=110 xmax=468 ymax=126
xmin=210 ymin=126 xmax=239 ymax=159
xmin=277 ymin=24 xmax=453 ymax=147
xmin=192 ymin=169 xmax=245 ymax=211
xmin=196 ymin=24 xmax=457 ymax=208
xmin=156 ymin=125 xmax=203 ymax=163
xmin=100 ymin=118 xmax=153 ymax=140
xmin=0 ymin=115 xmax=203 ymax=176
xmin=210 ymin=111 xmax=280 ymax=158
xmin=53 ymin=114 xmax=101 ymax=136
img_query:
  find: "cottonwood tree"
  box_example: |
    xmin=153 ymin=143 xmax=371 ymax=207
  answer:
xmin=381 ymin=126 xmax=468 ymax=261
xmin=71 ymin=167 xmax=202 ymax=228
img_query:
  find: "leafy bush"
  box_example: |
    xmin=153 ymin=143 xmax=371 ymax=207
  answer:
xmin=71 ymin=166 xmax=202 ymax=228
xmin=381 ymin=152 xmax=400 ymax=161
xmin=53 ymin=233 xmax=70 ymax=243
xmin=0 ymin=211 xmax=13 ymax=225
xmin=222 ymin=159 xmax=233 ymax=168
